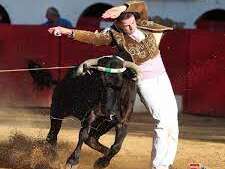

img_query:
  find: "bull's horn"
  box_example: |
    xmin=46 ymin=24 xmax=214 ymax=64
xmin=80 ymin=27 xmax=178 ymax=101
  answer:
xmin=90 ymin=66 xmax=126 ymax=73
xmin=83 ymin=58 xmax=99 ymax=67
xmin=76 ymin=58 xmax=99 ymax=76
xmin=123 ymin=61 xmax=142 ymax=80
xmin=76 ymin=55 xmax=118 ymax=76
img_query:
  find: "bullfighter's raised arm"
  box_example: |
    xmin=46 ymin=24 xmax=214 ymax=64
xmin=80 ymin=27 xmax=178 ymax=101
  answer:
xmin=125 ymin=0 xmax=148 ymax=20
xmin=102 ymin=0 xmax=148 ymax=21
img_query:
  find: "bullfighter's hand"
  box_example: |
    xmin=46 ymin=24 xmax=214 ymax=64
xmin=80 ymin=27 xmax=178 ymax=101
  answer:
xmin=48 ymin=26 xmax=73 ymax=37
xmin=102 ymin=5 xmax=127 ymax=19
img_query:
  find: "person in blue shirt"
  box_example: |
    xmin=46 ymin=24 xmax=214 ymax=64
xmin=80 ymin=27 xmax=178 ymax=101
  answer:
xmin=43 ymin=7 xmax=73 ymax=28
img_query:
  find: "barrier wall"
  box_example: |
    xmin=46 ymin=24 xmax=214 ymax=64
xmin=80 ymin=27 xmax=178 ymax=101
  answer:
xmin=0 ymin=25 xmax=224 ymax=116
xmin=161 ymin=30 xmax=225 ymax=116
xmin=186 ymin=30 xmax=225 ymax=116
xmin=0 ymin=25 xmax=113 ymax=107
xmin=0 ymin=25 xmax=56 ymax=107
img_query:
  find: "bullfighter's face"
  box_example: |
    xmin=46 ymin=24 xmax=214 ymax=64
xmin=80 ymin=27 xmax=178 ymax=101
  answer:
xmin=118 ymin=15 xmax=137 ymax=35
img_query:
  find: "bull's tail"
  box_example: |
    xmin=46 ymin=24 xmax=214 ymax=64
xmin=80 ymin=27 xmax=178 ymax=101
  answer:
xmin=28 ymin=60 xmax=78 ymax=90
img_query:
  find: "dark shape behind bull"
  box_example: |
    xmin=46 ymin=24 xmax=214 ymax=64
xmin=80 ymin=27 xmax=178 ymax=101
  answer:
xmin=46 ymin=56 xmax=138 ymax=169
xmin=28 ymin=60 xmax=58 ymax=90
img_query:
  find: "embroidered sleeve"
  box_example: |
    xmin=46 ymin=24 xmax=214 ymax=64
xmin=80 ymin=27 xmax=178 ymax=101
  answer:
xmin=73 ymin=29 xmax=112 ymax=46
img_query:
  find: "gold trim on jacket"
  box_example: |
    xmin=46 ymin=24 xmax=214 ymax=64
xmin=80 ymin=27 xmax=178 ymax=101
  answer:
xmin=73 ymin=30 xmax=112 ymax=46
xmin=110 ymin=29 xmax=159 ymax=65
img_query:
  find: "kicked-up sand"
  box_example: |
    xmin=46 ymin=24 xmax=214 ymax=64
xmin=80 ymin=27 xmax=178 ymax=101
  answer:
xmin=0 ymin=108 xmax=225 ymax=169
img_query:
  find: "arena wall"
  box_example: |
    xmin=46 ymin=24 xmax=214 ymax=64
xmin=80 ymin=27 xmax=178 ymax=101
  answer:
xmin=0 ymin=25 xmax=224 ymax=117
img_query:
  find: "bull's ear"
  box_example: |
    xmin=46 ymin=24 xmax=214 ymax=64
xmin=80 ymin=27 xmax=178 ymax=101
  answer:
xmin=127 ymin=71 xmax=139 ymax=81
xmin=123 ymin=68 xmax=137 ymax=79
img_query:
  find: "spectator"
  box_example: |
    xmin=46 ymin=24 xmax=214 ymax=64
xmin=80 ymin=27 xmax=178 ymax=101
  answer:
xmin=42 ymin=7 xmax=73 ymax=28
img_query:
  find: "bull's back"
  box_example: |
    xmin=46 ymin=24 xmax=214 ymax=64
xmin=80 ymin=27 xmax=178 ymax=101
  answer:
xmin=51 ymin=70 xmax=102 ymax=120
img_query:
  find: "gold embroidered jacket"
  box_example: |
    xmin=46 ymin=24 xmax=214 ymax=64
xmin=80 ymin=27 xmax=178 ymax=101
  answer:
xmin=73 ymin=1 xmax=173 ymax=65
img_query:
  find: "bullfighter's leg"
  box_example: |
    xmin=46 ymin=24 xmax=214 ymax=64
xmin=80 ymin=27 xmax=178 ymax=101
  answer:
xmin=65 ymin=127 xmax=89 ymax=169
xmin=94 ymin=123 xmax=128 ymax=169
xmin=46 ymin=118 xmax=62 ymax=146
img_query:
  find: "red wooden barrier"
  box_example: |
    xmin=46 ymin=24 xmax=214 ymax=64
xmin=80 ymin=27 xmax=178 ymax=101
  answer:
xmin=160 ymin=30 xmax=190 ymax=95
xmin=185 ymin=30 xmax=225 ymax=116
xmin=0 ymin=25 xmax=224 ymax=117
xmin=59 ymin=37 xmax=114 ymax=78
xmin=0 ymin=25 xmax=113 ymax=107
xmin=196 ymin=20 xmax=225 ymax=32
xmin=0 ymin=25 xmax=56 ymax=107
xmin=161 ymin=30 xmax=225 ymax=117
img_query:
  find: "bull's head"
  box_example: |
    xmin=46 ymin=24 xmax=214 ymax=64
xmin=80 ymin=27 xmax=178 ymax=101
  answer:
xmin=77 ymin=55 xmax=140 ymax=121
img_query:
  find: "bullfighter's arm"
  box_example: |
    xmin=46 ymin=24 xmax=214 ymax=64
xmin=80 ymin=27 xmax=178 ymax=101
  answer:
xmin=48 ymin=26 xmax=112 ymax=46
xmin=125 ymin=1 xmax=173 ymax=32
xmin=72 ymin=29 xmax=113 ymax=46
xmin=101 ymin=1 xmax=148 ymax=21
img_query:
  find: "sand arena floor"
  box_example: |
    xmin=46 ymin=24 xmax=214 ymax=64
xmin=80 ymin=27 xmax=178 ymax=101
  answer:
xmin=0 ymin=108 xmax=225 ymax=169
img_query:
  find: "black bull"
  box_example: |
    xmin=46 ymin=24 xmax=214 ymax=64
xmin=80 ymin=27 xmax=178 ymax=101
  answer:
xmin=46 ymin=56 xmax=138 ymax=169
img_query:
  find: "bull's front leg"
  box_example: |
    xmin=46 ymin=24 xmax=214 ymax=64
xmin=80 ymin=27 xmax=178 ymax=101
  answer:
xmin=85 ymin=136 xmax=109 ymax=155
xmin=94 ymin=123 xmax=128 ymax=169
xmin=65 ymin=127 xmax=89 ymax=169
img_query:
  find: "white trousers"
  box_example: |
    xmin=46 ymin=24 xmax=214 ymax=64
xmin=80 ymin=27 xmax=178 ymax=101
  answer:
xmin=138 ymin=72 xmax=179 ymax=169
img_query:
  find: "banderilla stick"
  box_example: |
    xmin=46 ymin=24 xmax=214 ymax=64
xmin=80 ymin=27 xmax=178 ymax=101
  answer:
xmin=0 ymin=65 xmax=77 ymax=73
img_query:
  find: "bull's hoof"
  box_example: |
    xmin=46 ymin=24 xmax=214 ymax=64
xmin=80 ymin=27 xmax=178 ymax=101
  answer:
xmin=65 ymin=163 xmax=79 ymax=169
xmin=94 ymin=157 xmax=110 ymax=169
xmin=43 ymin=141 xmax=58 ymax=161
xmin=46 ymin=135 xmax=57 ymax=146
